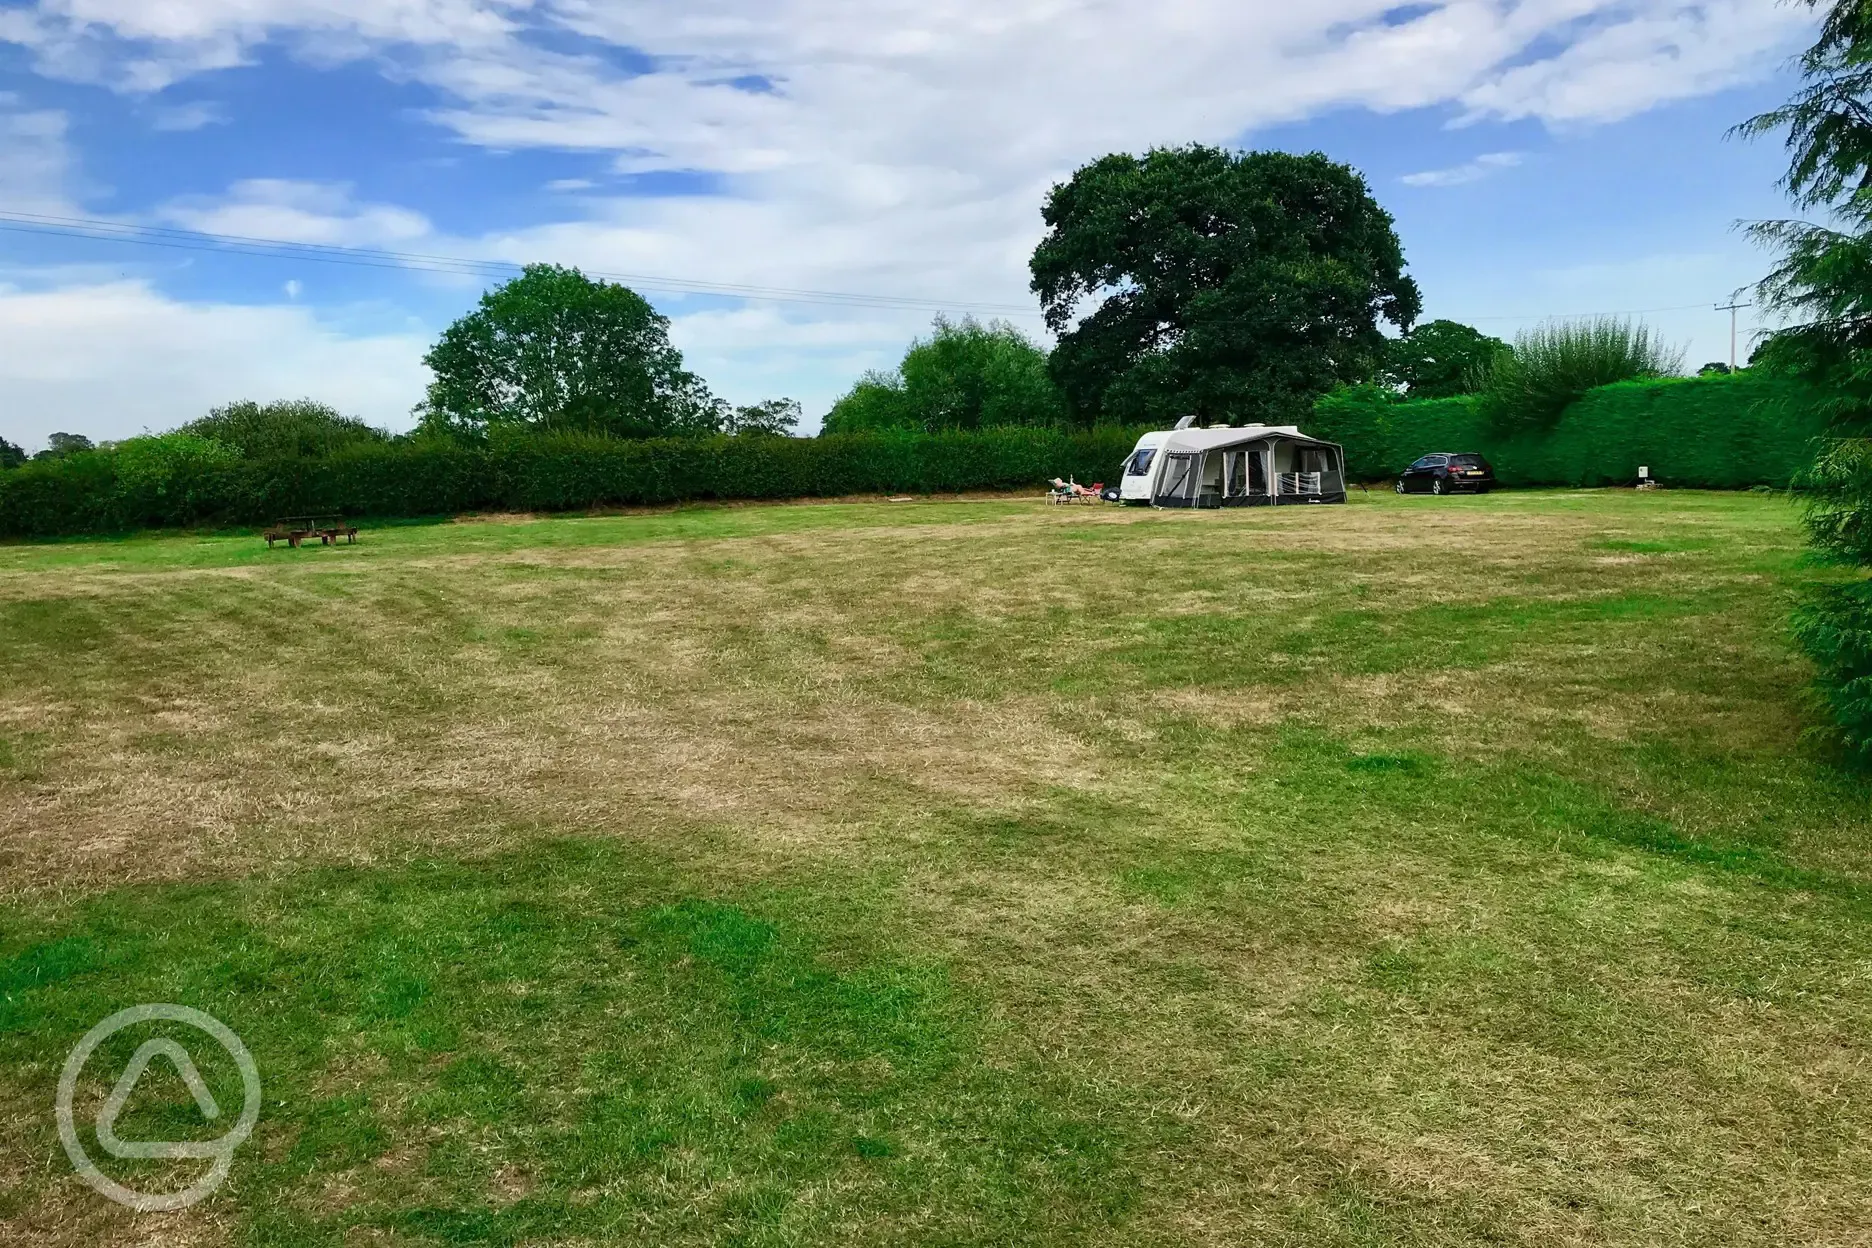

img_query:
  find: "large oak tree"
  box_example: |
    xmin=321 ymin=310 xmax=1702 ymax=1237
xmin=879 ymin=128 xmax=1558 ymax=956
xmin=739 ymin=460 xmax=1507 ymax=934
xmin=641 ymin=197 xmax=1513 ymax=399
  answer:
xmin=420 ymin=264 xmax=722 ymax=440
xmin=1030 ymin=146 xmax=1421 ymax=427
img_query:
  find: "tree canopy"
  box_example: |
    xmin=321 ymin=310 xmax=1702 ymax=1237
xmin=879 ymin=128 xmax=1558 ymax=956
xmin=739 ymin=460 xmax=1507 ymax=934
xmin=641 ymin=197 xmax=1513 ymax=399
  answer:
xmin=822 ymin=316 xmax=1064 ymax=434
xmin=37 ymin=433 xmax=93 ymax=460
xmin=723 ymin=398 xmax=802 ymax=437
xmin=0 ymin=435 xmax=23 ymax=470
xmin=1030 ymin=146 xmax=1421 ymax=427
xmin=1383 ymin=320 xmax=1508 ymax=398
xmin=420 ymin=264 xmax=722 ymax=440
xmin=1737 ymin=0 xmax=1872 ymax=759
xmin=180 ymin=399 xmax=387 ymax=459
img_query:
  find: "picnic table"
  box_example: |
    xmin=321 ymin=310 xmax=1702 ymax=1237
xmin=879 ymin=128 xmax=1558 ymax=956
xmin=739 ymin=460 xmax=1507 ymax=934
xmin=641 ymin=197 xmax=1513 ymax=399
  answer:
xmin=263 ymin=515 xmax=359 ymax=548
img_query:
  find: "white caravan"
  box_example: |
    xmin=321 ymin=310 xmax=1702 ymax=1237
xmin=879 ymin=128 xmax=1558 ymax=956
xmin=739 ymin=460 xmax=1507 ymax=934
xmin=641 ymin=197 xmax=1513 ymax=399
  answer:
xmin=1117 ymin=420 xmax=1348 ymax=508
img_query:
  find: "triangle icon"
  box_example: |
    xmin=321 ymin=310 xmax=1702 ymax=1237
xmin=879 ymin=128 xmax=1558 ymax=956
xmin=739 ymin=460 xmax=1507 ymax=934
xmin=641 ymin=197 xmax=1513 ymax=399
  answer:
xmin=96 ymin=1039 xmax=223 ymax=1161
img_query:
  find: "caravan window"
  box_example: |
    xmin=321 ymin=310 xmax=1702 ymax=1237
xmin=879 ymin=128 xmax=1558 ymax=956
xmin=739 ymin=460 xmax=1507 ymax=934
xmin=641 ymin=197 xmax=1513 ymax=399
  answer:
xmin=1126 ymin=448 xmax=1157 ymax=477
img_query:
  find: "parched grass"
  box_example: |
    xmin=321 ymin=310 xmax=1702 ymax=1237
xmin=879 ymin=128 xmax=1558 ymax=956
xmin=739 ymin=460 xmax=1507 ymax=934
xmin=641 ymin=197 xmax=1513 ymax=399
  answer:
xmin=2 ymin=490 xmax=1871 ymax=1245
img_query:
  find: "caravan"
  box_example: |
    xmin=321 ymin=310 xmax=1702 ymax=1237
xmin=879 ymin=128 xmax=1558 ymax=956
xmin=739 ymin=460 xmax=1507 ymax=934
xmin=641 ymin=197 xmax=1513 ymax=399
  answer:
xmin=1117 ymin=419 xmax=1348 ymax=508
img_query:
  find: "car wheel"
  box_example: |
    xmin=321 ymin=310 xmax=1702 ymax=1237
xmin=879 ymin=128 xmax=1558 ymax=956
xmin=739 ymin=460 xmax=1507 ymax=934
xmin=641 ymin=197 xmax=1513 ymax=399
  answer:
xmin=1432 ymin=477 xmax=1445 ymax=496
xmin=1394 ymin=479 xmax=1406 ymax=495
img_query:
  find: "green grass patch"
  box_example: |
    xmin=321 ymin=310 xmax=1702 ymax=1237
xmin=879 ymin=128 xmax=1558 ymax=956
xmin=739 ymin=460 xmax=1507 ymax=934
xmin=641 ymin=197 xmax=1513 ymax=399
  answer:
xmin=0 ymin=842 xmax=1145 ymax=1246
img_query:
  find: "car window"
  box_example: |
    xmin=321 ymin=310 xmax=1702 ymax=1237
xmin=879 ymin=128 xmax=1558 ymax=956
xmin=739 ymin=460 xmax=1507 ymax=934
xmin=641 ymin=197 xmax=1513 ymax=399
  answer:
xmin=1409 ymin=455 xmax=1444 ymax=470
xmin=1126 ymin=448 xmax=1157 ymax=477
xmin=1449 ymin=454 xmax=1484 ymax=467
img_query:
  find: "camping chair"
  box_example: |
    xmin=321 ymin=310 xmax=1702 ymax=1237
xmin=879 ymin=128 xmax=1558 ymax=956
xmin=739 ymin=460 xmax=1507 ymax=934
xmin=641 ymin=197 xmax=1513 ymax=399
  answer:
xmin=1049 ymin=478 xmax=1103 ymax=505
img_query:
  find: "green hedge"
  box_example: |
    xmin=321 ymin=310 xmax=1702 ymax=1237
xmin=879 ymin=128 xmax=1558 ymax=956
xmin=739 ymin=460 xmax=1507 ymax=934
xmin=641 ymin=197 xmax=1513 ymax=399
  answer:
xmin=0 ymin=427 xmax=1144 ymax=539
xmin=6 ymin=372 xmax=1819 ymax=538
xmin=1311 ymin=373 xmax=1828 ymax=487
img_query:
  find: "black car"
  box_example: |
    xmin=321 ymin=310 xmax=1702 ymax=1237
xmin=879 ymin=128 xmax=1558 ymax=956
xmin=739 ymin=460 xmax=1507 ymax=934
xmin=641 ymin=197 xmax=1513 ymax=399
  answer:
xmin=1395 ymin=452 xmax=1495 ymax=495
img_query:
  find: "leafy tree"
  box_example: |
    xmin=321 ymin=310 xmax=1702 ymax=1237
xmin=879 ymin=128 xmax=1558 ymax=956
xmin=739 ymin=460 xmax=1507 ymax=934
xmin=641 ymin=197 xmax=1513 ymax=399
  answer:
xmin=179 ymin=399 xmax=387 ymax=459
xmin=1698 ymin=361 xmax=1736 ymax=376
xmin=0 ymin=435 xmax=24 ymax=469
xmin=822 ymin=372 xmax=916 ymax=434
xmin=1384 ymin=320 xmax=1509 ymax=398
xmin=35 ymin=432 xmax=93 ymax=460
xmin=1736 ymin=0 xmax=1872 ymax=759
xmin=1475 ymin=316 xmax=1683 ymax=434
xmin=724 ymin=398 xmax=801 ymax=437
xmin=1030 ymin=146 xmax=1421 ymax=427
xmin=821 ymin=316 xmax=1065 ymax=434
xmin=420 ymin=264 xmax=722 ymax=440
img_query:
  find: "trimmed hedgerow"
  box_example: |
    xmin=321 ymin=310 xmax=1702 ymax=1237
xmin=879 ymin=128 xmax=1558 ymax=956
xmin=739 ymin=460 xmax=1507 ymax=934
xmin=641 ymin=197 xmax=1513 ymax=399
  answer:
xmin=1311 ymin=372 xmax=1826 ymax=487
xmin=0 ymin=427 xmax=1144 ymax=539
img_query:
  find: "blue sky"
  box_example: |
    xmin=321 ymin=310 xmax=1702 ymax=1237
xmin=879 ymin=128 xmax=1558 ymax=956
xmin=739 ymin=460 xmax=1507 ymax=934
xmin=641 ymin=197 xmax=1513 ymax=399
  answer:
xmin=0 ymin=0 xmax=1818 ymax=449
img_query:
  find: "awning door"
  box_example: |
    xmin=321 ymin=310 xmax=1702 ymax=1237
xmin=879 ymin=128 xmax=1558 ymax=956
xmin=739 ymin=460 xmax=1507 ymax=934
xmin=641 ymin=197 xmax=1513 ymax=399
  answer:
xmin=1155 ymin=453 xmax=1200 ymax=505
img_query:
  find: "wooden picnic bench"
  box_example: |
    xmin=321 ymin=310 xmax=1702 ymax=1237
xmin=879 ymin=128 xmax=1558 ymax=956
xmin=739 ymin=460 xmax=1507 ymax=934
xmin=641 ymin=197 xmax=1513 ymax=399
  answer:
xmin=264 ymin=515 xmax=359 ymax=548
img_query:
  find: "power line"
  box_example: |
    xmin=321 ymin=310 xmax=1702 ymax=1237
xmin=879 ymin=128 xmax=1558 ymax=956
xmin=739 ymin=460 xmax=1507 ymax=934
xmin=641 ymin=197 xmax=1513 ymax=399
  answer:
xmin=1456 ymin=302 xmax=1723 ymax=322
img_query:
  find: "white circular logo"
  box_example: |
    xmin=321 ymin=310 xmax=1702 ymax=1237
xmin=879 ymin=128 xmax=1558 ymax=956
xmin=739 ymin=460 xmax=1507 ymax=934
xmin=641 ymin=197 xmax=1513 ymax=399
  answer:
xmin=56 ymin=1005 xmax=261 ymax=1212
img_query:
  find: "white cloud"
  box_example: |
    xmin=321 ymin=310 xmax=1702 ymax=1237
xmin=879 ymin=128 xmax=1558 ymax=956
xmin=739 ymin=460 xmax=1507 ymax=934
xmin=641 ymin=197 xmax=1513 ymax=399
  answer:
xmin=0 ymin=281 xmax=431 ymax=449
xmin=160 ymin=179 xmax=434 ymax=246
xmin=1459 ymin=0 xmax=1802 ymax=124
xmin=1402 ymin=151 xmax=1525 ymax=188
xmin=0 ymin=102 xmax=81 ymax=214
xmin=0 ymin=0 xmax=1819 ymax=432
xmin=149 ymin=100 xmax=228 ymax=132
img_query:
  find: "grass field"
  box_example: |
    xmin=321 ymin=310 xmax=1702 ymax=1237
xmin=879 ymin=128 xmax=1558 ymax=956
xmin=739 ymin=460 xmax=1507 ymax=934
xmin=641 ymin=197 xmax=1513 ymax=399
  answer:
xmin=2 ymin=489 xmax=1870 ymax=1246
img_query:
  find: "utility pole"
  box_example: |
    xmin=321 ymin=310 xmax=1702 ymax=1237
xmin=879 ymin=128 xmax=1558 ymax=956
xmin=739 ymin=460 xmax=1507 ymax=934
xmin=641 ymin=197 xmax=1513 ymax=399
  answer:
xmin=1716 ymin=299 xmax=1753 ymax=370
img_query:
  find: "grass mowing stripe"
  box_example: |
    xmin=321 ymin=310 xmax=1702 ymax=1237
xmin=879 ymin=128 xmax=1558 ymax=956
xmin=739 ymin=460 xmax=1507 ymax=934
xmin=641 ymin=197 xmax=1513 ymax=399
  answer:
xmin=0 ymin=840 xmax=1150 ymax=1247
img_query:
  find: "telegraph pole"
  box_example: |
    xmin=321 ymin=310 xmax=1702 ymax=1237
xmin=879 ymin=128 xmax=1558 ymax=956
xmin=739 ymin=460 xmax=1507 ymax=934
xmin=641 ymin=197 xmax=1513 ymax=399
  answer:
xmin=1716 ymin=299 xmax=1753 ymax=370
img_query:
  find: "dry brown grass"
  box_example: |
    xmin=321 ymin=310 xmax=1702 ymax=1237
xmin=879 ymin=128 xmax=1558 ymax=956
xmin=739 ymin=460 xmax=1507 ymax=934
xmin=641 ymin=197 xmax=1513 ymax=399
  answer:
xmin=3 ymin=490 xmax=1871 ymax=1245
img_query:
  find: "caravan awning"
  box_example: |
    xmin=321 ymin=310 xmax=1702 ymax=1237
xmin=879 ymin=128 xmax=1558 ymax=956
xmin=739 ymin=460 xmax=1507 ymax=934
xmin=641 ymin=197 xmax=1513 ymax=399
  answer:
xmin=1156 ymin=425 xmax=1336 ymax=455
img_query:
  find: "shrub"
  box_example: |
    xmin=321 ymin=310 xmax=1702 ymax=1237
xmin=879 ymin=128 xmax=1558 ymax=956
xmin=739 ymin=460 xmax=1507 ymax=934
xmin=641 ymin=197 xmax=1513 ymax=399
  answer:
xmin=181 ymin=399 xmax=388 ymax=460
xmin=1792 ymin=579 xmax=1872 ymax=764
xmin=1478 ymin=317 xmax=1685 ymax=434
